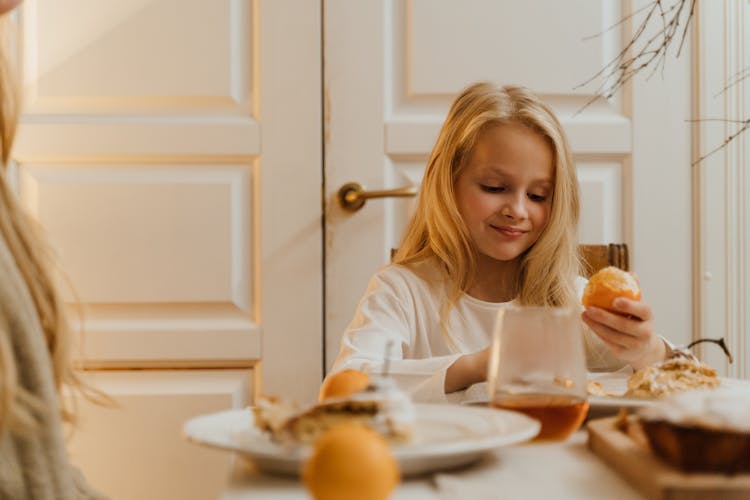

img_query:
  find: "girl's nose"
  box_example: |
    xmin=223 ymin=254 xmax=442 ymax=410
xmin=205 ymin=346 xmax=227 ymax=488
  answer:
xmin=501 ymin=194 xmax=528 ymax=220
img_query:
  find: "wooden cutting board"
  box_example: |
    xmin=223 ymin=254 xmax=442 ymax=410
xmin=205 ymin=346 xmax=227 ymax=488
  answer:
xmin=587 ymin=417 xmax=750 ymax=500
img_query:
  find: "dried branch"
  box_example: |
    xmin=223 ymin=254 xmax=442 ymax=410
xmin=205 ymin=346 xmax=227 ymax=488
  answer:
xmin=714 ymin=67 xmax=750 ymax=98
xmin=575 ymin=0 xmax=695 ymax=113
xmin=581 ymin=3 xmax=654 ymax=42
xmin=579 ymin=0 xmax=749 ymax=165
xmin=691 ymin=119 xmax=750 ymax=165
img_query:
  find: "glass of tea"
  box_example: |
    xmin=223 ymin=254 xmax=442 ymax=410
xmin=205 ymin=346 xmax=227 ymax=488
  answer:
xmin=487 ymin=305 xmax=589 ymax=441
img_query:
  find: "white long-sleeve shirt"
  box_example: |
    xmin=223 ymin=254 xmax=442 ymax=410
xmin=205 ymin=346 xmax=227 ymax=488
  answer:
xmin=330 ymin=258 xmax=625 ymax=403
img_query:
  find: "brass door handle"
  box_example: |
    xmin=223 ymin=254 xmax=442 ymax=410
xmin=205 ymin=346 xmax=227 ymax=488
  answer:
xmin=337 ymin=182 xmax=418 ymax=212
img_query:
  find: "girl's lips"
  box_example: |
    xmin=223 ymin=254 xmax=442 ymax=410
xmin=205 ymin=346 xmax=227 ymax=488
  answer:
xmin=491 ymin=225 xmax=527 ymax=237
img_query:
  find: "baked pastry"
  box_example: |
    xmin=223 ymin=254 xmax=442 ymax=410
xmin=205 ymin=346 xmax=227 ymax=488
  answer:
xmin=582 ymin=266 xmax=641 ymax=312
xmin=254 ymin=377 xmax=416 ymax=444
xmin=638 ymin=388 xmax=750 ymax=472
xmin=625 ymin=352 xmax=721 ymax=398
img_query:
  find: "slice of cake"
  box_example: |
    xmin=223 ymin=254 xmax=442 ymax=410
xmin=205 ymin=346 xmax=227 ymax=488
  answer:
xmin=253 ymin=377 xmax=416 ymax=445
xmin=252 ymin=396 xmax=302 ymax=437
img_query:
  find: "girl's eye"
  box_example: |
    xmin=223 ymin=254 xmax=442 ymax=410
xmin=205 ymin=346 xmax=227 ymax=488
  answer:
xmin=528 ymin=193 xmax=547 ymax=202
xmin=480 ymin=185 xmax=505 ymax=193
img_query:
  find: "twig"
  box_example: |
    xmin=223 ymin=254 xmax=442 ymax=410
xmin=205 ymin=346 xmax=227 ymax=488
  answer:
xmin=714 ymin=66 xmax=750 ymax=98
xmin=578 ymin=0 xmax=749 ymax=164
xmin=686 ymin=118 xmax=750 ymax=124
xmin=581 ymin=3 xmax=654 ymax=41
xmin=575 ymin=0 xmax=695 ymax=114
xmin=692 ymin=119 xmax=750 ymax=165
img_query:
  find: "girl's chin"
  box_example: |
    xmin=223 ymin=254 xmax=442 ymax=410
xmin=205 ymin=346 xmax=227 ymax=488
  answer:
xmin=479 ymin=250 xmax=525 ymax=263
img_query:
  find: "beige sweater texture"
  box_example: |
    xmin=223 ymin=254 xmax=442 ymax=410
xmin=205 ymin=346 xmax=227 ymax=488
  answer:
xmin=0 ymin=234 xmax=105 ymax=499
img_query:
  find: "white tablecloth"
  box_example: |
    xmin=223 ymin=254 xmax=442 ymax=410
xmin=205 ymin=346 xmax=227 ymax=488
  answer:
xmin=220 ymin=431 xmax=642 ymax=500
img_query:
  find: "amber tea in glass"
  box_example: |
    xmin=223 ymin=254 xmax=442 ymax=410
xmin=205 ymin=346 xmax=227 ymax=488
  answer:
xmin=487 ymin=306 xmax=589 ymax=441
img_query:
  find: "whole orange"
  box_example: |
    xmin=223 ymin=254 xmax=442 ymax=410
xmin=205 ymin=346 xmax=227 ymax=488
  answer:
xmin=303 ymin=423 xmax=400 ymax=500
xmin=582 ymin=266 xmax=641 ymax=312
xmin=318 ymin=369 xmax=370 ymax=402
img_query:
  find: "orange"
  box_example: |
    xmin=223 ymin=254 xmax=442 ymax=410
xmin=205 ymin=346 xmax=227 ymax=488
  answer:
xmin=303 ymin=423 xmax=400 ymax=500
xmin=582 ymin=266 xmax=641 ymax=312
xmin=318 ymin=369 xmax=370 ymax=402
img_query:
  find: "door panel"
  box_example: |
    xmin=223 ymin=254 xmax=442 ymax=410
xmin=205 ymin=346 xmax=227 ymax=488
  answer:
xmin=408 ymin=0 xmax=605 ymax=95
xmin=20 ymin=164 xmax=250 ymax=304
xmin=23 ymin=0 xmax=252 ymax=116
xmin=578 ymin=162 xmax=623 ymax=244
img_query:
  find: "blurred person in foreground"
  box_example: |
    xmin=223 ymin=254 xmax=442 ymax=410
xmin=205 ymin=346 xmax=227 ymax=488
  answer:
xmin=0 ymin=0 xmax=106 ymax=498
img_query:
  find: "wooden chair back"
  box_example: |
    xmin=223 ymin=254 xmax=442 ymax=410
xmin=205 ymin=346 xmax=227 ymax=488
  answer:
xmin=578 ymin=243 xmax=629 ymax=278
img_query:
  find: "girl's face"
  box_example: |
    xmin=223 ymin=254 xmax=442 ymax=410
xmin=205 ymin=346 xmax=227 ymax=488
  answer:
xmin=454 ymin=122 xmax=554 ymax=265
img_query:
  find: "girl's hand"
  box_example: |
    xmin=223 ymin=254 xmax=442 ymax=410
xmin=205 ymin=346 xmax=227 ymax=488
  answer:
xmin=581 ymin=297 xmax=666 ymax=369
xmin=445 ymin=346 xmax=490 ymax=393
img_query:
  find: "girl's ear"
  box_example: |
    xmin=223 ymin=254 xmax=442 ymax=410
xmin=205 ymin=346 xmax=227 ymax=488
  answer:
xmin=0 ymin=0 xmax=21 ymax=16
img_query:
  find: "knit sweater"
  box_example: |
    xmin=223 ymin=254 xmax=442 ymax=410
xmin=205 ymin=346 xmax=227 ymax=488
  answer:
xmin=0 ymin=233 xmax=105 ymax=499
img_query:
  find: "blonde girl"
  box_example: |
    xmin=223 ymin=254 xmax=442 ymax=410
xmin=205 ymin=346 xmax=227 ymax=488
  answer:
xmin=0 ymin=1 xmax=104 ymax=497
xmin=330 ymin=82 xmax=666 ymax=402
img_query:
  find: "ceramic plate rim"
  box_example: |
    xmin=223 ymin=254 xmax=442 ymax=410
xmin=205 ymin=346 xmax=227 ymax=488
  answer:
xmin=587 ymin=395 xmax=656 ymax=409
xmin=183 ymin=403 xmax=540 ymax=474
xmin=460 ymin=395 xmax=656 ymax=409
xmin=390 ymin=403 xmax=540 ymax=458
xmin=462 ymin=377 xmax=748 ymax=408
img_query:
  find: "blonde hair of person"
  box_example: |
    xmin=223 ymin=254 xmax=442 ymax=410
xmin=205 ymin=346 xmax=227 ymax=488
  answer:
xmin=0 ymin=15 xmax=87 ymax=433
xmin=394 ymin=82 xmax=581 ymax=332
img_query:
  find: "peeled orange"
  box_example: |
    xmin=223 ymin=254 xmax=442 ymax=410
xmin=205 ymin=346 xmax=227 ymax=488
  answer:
xmin=582 ymin=266 xmax=641 ymax=312
xmin=303 ymin=423 xmax=400 ymax=500
xmin=318 ymin=369 xmax=370 ymax=402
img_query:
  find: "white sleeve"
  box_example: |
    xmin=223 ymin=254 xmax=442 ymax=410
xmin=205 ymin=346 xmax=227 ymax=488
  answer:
xmin=582 ymin=326 xmax=628 ymax=371
xmin=330 ymin=270 xmax=461 ymax=403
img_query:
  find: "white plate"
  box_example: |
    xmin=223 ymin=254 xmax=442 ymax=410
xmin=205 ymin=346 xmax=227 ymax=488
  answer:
xmin=587 ymin=377 xmax=750 ymax=411
xmin=459 ymin=372 xmax=656 ymax=411
xmin=586 ymin=371 xmax=655 ymax=410
xmin=462 ymin=376 xmax=750 ymax=412
xmin=182 ymin=403 xmax=540 ymax=477
xmin=460 ymin=395 xmax=653 ymax=410
xmin=587 ymin=395 xmax=654 ymax=409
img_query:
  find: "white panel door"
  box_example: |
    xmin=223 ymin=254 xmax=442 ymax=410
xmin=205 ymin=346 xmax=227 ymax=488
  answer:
xmin=12 ymin=0 xmax=322 ymax=399
xmin=324 ymin=0 xmax=693 ymax=368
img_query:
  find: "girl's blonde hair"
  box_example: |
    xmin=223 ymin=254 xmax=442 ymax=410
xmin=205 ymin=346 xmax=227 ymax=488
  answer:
xmin=0 ymin=16 xmax=86 ymax=433
xmin=394 ymin=82 xmax=581 ymax=319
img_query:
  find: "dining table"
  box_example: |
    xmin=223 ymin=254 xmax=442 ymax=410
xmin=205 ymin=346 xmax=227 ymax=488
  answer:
xmin=219 ymin=427 xmax=642 ymax=500
xmin=204 ymin=375 xmax=646 ymax=499
xmin=195 ymin=373 xmax=750 ymax=499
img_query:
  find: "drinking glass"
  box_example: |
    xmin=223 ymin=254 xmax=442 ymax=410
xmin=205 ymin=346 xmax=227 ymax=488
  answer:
xmin=487 ymin=306 xmax=589 ymax=441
